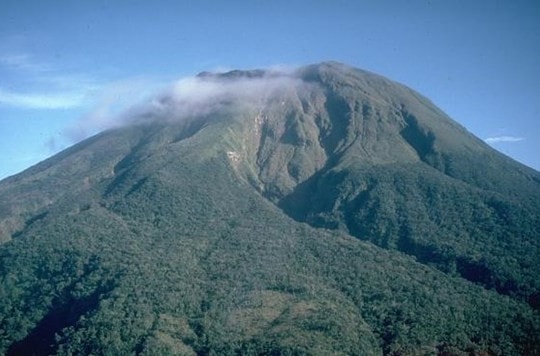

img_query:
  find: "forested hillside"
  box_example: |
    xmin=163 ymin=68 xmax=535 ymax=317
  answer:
xmin=1 ymin=62 xmax=539 ymax=355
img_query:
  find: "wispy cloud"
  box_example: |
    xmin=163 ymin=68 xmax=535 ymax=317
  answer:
xmin=157 ymin=70 xmax=303 ymax=119
xmin=64 ymin=69 xmax=305 ymax=142
xmin=485 ymin=135 xmax=525 ymax=144
xmin=63 ymin=76 xmax=169 ymax=141
xmin=0 ymin=88 xmax=87 ymax=109
xmin=0 ymin=50 xmax=100 ymax=110
xmin=0 ymin=53 xmax=52 ymax=72
xmin=2 ymin=53 xmax=303 ymax=148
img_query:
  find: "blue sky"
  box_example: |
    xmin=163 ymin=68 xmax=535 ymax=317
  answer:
xmin=1 ymin=0 xmax=539 ymax=179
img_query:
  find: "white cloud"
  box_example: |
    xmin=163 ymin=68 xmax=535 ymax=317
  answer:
xmin=162 ymin=71 xmax=304 ymax=118
xmin=0 ymin=50 xmax=101 ymax=110
xmin=485 ymin=136 xmax=525 ymax=144
xmin=63 ymin=76 xmax=169 ymax=141
xmin=176 ymin=73 xmax=298 ymax=99
xmin=0 ymin=53 xmax=52 ymax=72
xmin=0 ymin=88 xmax=86 ymax=109
xmin=63 ymin=69 xmax=306 ymax=142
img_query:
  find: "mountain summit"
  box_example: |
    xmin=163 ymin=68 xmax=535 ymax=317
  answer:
xmin=1 ymin=62 xmax=539 ymax=355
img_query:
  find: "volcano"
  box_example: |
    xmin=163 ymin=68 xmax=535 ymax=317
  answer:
xmin=1 ymin=62 xmax=539 ymax=355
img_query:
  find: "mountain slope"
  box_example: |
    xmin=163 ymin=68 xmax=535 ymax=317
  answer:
xmin=219 ymin=61 xmax=540 ymax=308
xmin=0 ymin=62 xmax=539 ymax=355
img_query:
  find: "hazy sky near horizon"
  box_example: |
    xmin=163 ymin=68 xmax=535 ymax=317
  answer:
xmin=1 ymin=0 xmax=539 ymax=179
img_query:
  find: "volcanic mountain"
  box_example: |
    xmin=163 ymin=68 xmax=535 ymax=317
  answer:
xmin=1 ymin=62 xmax=539 ymax=355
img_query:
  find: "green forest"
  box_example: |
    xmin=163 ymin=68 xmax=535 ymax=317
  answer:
xmin=1 ymin=63 xmax=539 ymax=355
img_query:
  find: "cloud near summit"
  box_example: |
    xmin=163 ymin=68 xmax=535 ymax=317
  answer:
xmin=148 ymin=70 xmax=304 ymax=120
xmin=65 ymin=67 xmax=305 ymax=144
